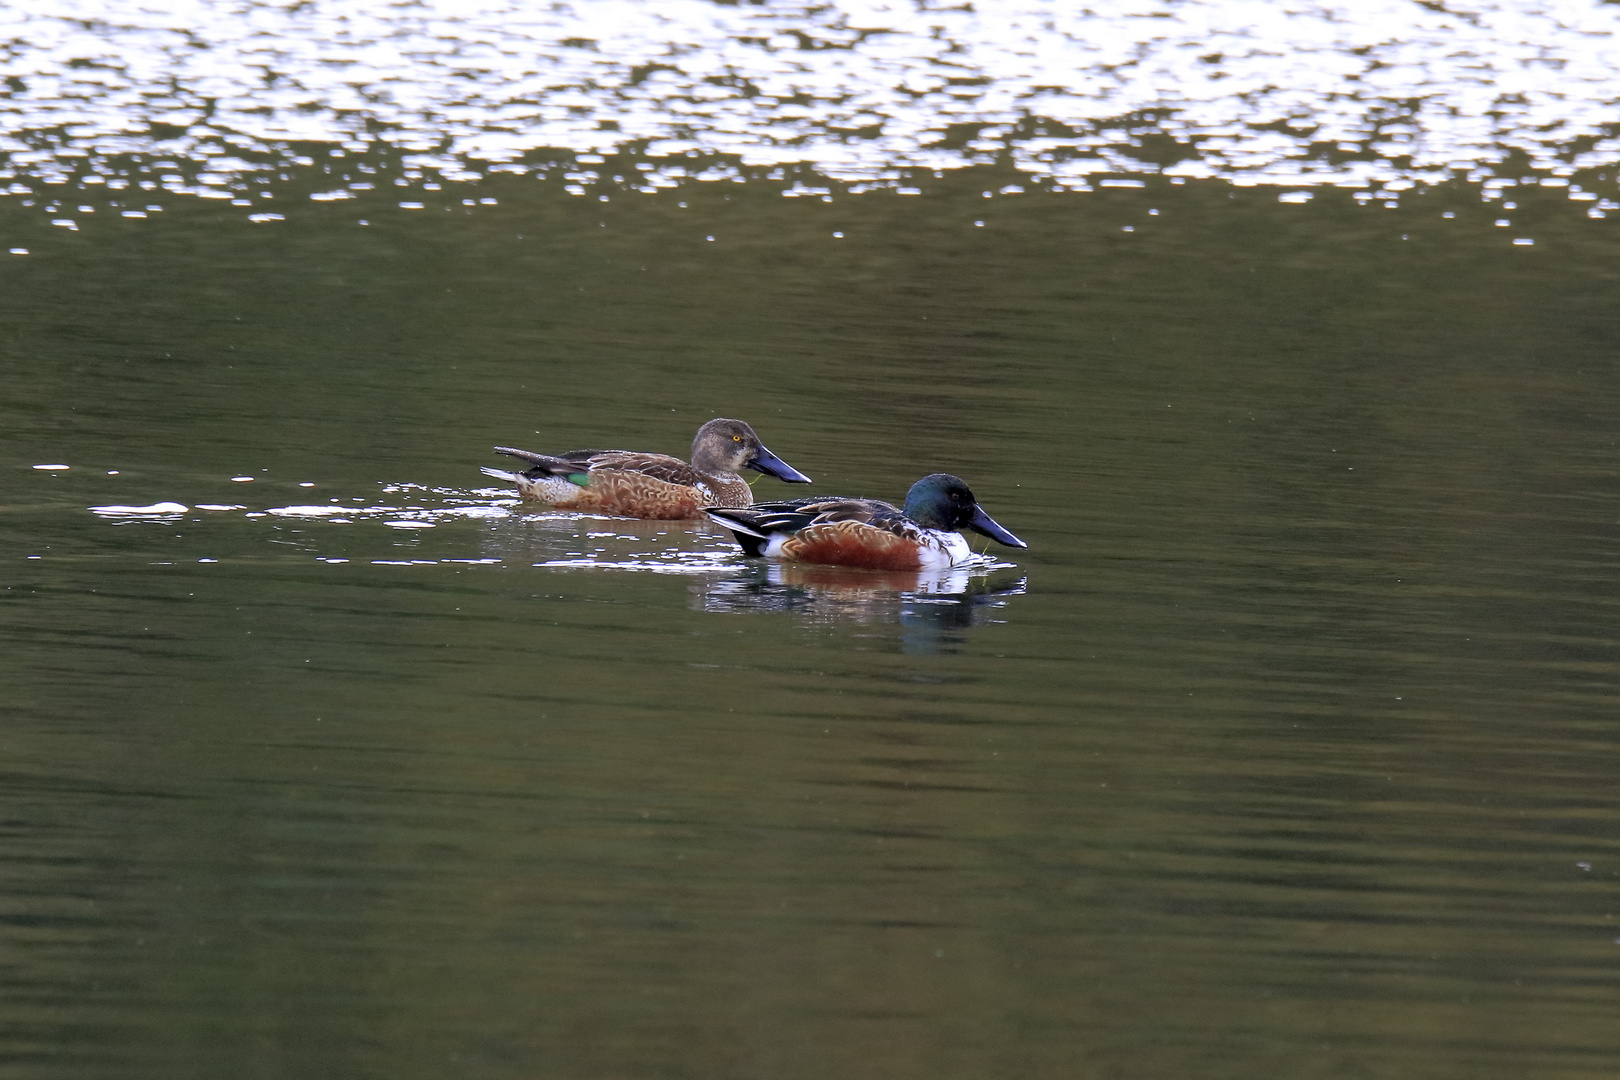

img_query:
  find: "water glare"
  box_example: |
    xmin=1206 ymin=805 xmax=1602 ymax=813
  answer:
xmin=1 ymin=1 xmax=1617 ymax=217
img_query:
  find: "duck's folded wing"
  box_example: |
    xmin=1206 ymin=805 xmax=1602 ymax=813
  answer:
xmin=493 ymin=448 xmax=701 ymax=487
xmin=714 ymin=497 xmax=901 ymax=534
xmin=570 ymin=451 xmax=707 ymax=487
xmin=708 ymin=498 xmax=929 ymax=561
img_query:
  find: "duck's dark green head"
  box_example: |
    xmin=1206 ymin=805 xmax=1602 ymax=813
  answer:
xmin=902 ymin=473 xmax=1028 ymax=548
xmin=691 ymin=418 xmax=813 ymax=483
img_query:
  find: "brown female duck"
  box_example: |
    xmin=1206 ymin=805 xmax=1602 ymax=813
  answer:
xmin=480 ymin=417 xmax=811 ymax=519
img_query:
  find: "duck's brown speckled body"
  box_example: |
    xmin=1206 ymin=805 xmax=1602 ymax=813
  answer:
xmin=480 ymin=418 xmax=811 ymax=519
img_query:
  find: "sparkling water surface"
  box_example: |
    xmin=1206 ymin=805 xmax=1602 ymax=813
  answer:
xmin=2 ymin=0 xmax=1619 ymax=226
xmin=3 ymin=4 xmax=1619 ymax=1079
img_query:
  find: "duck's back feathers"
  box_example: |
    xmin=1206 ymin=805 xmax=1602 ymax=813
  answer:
xmin=709 ymin=496 xmax=912 ymax=535
xmin=568 ymin=451 xmax=725 ymax=492
xmin=707 ymin=497 xmax=940 ymax=570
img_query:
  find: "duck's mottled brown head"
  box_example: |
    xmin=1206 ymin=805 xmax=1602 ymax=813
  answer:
xmin=690 ymin=418 xmax=813 ymax=483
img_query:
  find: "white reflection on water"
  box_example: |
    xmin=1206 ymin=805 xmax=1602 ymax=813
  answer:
xmin=1 ymin=1 xmax=1616 ymax=206
xmin=75 ymin=484 xmax=1029 ymax=643
xmin=695 ymin=561 xmax=1027 ymax=652
xmin=699 ymin=561 xmax=1026 ymax=611
xmin=87 ymin=500 xmax=189 ymax=518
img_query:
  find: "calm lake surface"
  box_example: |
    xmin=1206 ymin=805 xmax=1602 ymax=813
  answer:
xmin=3 ymin=3 xmax=1619 ymax=1078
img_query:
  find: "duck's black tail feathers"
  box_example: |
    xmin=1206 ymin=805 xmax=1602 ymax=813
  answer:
xmin=491 ymin=446 xmax=587 ymax=477
xmin=704 ymin=508 xmax=771 ymax=557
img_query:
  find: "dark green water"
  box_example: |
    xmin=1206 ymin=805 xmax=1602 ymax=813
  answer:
xmin=3 ymin=171 xmax=1619 ymax=1078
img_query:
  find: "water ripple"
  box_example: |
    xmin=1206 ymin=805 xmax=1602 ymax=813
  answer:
xmin=0 ymin=1 xmax=1616 ymax=209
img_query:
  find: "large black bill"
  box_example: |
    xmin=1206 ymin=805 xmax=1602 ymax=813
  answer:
xmin=967 ymin=505 xmax=1027 ymax=548
xmin=748 ymin=446 xmax=813 ymax=483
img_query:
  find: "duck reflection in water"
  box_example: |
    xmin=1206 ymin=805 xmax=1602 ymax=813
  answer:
xmin=694 ymin=561 xmax=1026 ymax=654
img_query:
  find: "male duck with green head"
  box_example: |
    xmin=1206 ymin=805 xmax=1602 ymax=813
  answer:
xmin=706 ymin=473 xmax=1027 ymax=570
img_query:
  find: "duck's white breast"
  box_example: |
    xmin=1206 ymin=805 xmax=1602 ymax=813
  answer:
xmin=917 ymin=530 xmax=974 ymax=570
